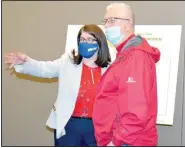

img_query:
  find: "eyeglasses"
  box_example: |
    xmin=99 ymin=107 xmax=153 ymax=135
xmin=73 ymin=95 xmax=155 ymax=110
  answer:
xmin=101 ymin=17 xmax=130 ymax=25
xmin=79 ymin=37 xmax=98 ymax=44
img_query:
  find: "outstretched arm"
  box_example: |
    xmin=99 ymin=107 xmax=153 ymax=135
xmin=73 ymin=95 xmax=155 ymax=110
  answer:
xmin=4 ymin=52 xmax=67 ymax=78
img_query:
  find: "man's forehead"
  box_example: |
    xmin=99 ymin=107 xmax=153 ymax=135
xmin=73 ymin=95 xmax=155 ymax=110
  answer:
xmin=104 ymin=7 xmax=130 ymax=19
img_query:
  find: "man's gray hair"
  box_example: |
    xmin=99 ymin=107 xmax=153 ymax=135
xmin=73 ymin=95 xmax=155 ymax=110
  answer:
xmin=106 ymin=2 xmax=131 ymax=10
xmin=106 ymin=2 xmax=135 ymax=26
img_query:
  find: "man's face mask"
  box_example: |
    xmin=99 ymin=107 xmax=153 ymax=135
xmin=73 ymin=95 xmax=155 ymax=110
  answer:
xmin=78 ymin=42 xmax=99 ymax=58
xmin=105 ymin=26 xmax=125 ymax=46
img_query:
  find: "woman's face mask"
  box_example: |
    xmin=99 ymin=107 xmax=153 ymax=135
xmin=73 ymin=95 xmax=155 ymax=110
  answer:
xmin=78 ymin=42 xmax=99 ymax=58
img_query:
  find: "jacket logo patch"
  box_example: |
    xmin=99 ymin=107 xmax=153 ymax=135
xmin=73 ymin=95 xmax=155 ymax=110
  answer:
xmin=126 ymin=77 xmax=136 ymax=83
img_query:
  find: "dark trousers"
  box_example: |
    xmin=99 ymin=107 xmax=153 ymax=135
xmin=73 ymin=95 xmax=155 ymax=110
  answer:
xmin=54 ymin=117 xmax=97 ymax=146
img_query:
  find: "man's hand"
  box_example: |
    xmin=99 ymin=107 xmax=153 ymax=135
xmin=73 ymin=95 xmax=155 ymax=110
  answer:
xmin=107 ymin=141 xmax=115 ymax=147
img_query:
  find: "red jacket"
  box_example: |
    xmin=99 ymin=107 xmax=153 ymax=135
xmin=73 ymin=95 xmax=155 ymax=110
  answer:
xmin=92 ymin=35 xmax=160 ymax=146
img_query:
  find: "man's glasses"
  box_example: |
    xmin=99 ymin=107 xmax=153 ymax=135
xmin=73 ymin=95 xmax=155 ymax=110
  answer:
xmin=101 ymin=17 xmax=130 ymax=25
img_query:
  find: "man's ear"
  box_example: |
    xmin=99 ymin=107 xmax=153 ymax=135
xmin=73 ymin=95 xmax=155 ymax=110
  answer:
xmin=125 ymin=24 xmax=130 ymax=31
xmin=125 ymin=22 xmax=131 ymax=32
xmin=126 ymin=27 xmax=130 ymax=32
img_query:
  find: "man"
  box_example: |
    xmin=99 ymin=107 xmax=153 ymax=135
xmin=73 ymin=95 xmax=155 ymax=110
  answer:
xmin=92 ymin=3 xmax=160 ymax=146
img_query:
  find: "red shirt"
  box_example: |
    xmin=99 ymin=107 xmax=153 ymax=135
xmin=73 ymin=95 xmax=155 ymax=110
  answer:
xmin=72 ymin=63 xmax=101 ymax=118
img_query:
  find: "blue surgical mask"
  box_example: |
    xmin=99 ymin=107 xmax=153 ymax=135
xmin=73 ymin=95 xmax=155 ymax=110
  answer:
xmin=78 ymin=42 xmax=99 ymax=58
xmin=105 ymin=26 xmax=124 ymax=46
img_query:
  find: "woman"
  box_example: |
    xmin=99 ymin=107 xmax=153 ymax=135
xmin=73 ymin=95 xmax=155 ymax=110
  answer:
xmin=4 ymin=24 xmax=111 ymax=146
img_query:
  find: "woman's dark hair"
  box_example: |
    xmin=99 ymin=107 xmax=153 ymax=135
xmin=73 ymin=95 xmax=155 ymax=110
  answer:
xmin=70 ymin=24 xmax=111 ymax=68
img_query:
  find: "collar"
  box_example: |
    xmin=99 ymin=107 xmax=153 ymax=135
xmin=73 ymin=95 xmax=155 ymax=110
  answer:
xmin=116 ymin=34 xmax=135 ymax=53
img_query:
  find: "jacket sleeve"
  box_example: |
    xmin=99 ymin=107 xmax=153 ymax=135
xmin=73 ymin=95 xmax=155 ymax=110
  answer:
xmin=92 ymin=73 xmax=118 ymax=146
xmin=14 ymin=53 xmax=67 ymax=78
xmin=112 ymin=50 xmax=154 ymax=146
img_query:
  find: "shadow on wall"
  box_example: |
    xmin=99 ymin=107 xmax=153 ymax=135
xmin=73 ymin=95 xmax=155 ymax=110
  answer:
xmin=46 ymin=126 xmax=54 ymax=132
xmin=8 ymin=70 xmax=59 ymax=83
